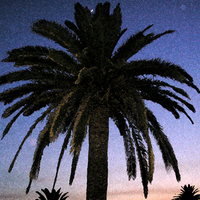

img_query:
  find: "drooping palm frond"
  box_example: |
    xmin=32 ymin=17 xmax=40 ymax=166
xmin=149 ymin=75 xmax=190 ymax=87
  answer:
xmin=146 ymin=108 xmax=181 ymax=181
xmin=122 ymin=128 xmax=137 ymax=181
xmin=111 ymin=111 xmax=137 ymax=180
xmin=52 ymin=124 xmax=73 ymax=190
xmin=26 ymin=124 xmax=52 ymax=194
xmin=130 ymin=126 xmax=149 ymax=198
xmin=69 ymin=150 xmax=80 ymax=186
xmin=137 ymin=79 xmax=195 ymax=123
xmin=121 ymin=59 xmax=199 ymax=92
xmin=1 ymin=107 xmax=26 ymax=139
xmin=8 ymin=106 xmax=54 ymax=173
xmin=70 ymin=95 xmax=90 ymax=154
xmin=124 ymin=92 xmax=155 ymax=183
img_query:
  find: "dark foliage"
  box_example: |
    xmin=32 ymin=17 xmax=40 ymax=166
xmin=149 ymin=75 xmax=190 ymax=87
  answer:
xmin=35 ymin=188 xmax=69 ymax=200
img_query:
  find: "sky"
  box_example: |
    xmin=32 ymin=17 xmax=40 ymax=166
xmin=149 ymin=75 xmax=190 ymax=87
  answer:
xmin=0 ymin=0 xmax=200 ymax=199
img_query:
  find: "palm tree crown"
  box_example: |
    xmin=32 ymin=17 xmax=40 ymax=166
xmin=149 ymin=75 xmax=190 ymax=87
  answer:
xmin=35 ymin=188 xmax=69 ymax=200
xmin=172 ymin=184 xmax=200 ymax=200
xmin=0 ymin=2 xmax=199 ymax=199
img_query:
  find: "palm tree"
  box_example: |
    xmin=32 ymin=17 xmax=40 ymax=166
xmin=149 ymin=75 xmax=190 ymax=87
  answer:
xmin=35 ymin=188 xmax=69 ymax=200
xmin=0 ymin=2 xmax=199 ymax=200
xmin=172 ymin=184 xmax=200 ymax=200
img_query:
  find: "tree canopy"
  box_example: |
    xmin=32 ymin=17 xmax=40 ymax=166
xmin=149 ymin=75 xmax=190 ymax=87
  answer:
xmin=0 ymin=2 xmax=199 ymax=199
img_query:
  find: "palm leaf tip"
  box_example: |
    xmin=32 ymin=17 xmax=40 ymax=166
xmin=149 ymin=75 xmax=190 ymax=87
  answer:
xmin=167 ymin=30 xmax=175 ymax=33
xmin=142 ymin=24 xmax=154 ymax=33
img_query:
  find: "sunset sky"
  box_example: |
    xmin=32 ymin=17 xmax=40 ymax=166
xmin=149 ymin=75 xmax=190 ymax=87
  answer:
xmin=0 ymin=0 xmax=200 ymax=199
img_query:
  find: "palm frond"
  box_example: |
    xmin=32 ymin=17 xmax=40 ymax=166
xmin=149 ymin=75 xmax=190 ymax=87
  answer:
xmin=32 ymin=19 xmax=82 ymax=55
xmin=147 ymin=108 xmax=181 ymax=181
xmin=23 ymin=91 xmax=67 ymax=117
xmin=26 ymin=123 xmax=51 ymax=194
xmin=128 ymin=77 xmax=195 ymax=116
xmin=2 ymin=45 xmax=77 ymax=74
xmin=125 ymin=59 xmax=187 ymax=79
xmin=53 ymin=123 xmax=73 ymax=190
xmin=49 ymin=91 xmax=79 ymax=141
xmin=107 ymin=3 xmax=127 ymax=56
xmin=111 ymin=110 xmax=137 ymax=180
xmin=1 ymin=106 xmax=26 ymax=139
xmin=2 ymin=95 xmax=35 ymax=118
xmin=0 ymin=66 xmax=75 ymax=88
xmin=131 ymin=126 xmax=149 ymax=198
xmin=132 ymin=78 xmax=191 ymax=99
xmin=122 ymin=59 xmax=199 ymax=94
xmin=112 ymin=25 xmax=174 ymax=64
xmin=142 ymin=86 xmax=195 ymax=123
xmin=111 ymin=85 xmax=155 ymax=184
xmin=8 ymin=106 xmax=53 ymax=172
xmin=123 ymin=129 xmax=137 ymax=180
xmin=0 ymin=69 xmax=31 ymax=86
xmin=64 ymin=20 xmax=80 ymax=36
xmin=69 ymin=150 xmax=80 ymax=185
xmin=70 ymin=95 xmax=90 ymax=154
xmin=126 ymin=90 xmax=149 ymax=136
xmin=111 ymin=110 xmax=127 ymax=136
xmin=0 ymin=83 xmax=46 ymax=105
xmin=68 ymin=96 xmax=91 ymax=185
xmin=47 ymin=49 xmax=80 ymax=75
xmin=74 ymin=3 xmax=91 ymax=44
xmin=2 ymin=46 xmax=49 ymax=63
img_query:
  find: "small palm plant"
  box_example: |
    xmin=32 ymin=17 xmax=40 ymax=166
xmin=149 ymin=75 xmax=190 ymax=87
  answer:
xmin=35 ymin=188 xmax=69 ymax=200
xmin=172 ymin=184 xmax=200 ymax=200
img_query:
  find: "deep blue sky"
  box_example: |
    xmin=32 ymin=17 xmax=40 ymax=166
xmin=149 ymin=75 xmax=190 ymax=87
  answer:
xmin=0 ymin=0 xmax=200 ymax=199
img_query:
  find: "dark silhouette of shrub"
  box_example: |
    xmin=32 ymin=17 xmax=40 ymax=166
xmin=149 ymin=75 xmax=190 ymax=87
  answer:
xmin=172 ymin=184 xmax=200 ymax=200
xmin=35 ymin=188 xmax=69 ymax=200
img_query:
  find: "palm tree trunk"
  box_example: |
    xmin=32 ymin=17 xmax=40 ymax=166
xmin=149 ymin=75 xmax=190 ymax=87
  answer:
xmin=86 ymin=104 xmax=109 ymax=200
